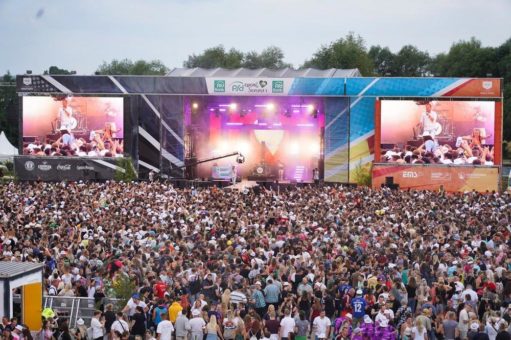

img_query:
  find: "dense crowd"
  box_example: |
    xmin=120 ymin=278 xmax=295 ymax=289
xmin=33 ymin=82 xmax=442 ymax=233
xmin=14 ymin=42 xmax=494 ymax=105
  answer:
xmin=1 ymin=181 xmax=511 ymax=340
xmin=382 ymin=134 xmax=495 ymax=165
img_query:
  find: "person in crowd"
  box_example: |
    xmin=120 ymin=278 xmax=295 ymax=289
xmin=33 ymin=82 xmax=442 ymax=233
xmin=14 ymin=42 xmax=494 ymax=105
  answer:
xmin=0 ymin=181 xmax=511 ymax=340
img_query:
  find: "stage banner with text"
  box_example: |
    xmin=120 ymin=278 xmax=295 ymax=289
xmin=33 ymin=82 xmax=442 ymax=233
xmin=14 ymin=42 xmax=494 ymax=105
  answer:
xmin=206 ymin=78 xmax=294 ymax=96
xmin=372 ymin=163 xmax=500 ymax=192
xmin=14 ymin=156 xmax=126 ymax=181
xmin=212 ymin=166 xmax=234 ymax=180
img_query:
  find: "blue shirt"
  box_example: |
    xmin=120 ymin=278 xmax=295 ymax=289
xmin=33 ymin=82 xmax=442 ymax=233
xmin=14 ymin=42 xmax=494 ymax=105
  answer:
xmin=351 ymin=297 xmax=367 ymax=318
xmin=252 ymin=290 xmax=266 ymax=308
xmin=263 ymin=283 xmax=280 ymax=304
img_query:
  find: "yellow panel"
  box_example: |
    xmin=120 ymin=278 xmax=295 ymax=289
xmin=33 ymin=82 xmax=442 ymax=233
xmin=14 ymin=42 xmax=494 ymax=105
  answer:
xmin=22 ymin=283 xmax=42 ymax=331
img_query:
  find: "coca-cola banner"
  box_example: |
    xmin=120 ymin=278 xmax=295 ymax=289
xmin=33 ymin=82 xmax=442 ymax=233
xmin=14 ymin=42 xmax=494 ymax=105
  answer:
xmin=14 ymin=156 xmax=124 ymax=181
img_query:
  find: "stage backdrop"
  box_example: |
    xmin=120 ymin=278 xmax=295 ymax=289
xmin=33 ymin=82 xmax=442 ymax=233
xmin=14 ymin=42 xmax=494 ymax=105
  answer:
xmin=372 ymin=163 xmax=500 ymax=192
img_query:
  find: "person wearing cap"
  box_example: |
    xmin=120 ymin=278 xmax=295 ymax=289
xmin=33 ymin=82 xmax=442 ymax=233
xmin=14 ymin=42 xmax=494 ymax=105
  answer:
xmin=351 ymin=289 xmax=367 ymax=328
xmin=252 ymin=281 xmax=267 ymax=317
xmin=189 ymin=310 xmax=206 ymax=340
xmin=123 ymin=293 xmax=148 ymax=319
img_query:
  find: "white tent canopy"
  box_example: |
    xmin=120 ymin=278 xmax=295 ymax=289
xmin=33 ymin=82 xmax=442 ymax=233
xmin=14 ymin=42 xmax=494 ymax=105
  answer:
xmin=0 ymin=131 xmax=18 ymax=156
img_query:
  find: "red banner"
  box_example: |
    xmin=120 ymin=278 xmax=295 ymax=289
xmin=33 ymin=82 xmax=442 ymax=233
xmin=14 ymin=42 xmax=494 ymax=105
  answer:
xmin=442 ymin=79 xmax=501 ymax=97
xmin=372 ymin=164 xmax=500 ymax=192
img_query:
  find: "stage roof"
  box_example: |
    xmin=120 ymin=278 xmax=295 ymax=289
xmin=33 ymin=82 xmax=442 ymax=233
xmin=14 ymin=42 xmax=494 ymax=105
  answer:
xmin=167 ymin=67 xmax=362 ymax=78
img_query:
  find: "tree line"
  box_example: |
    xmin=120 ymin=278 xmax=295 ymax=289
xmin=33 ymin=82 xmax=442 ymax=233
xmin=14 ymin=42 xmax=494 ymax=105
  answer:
xmin=1 ymin=33 xmax=510 ymax=156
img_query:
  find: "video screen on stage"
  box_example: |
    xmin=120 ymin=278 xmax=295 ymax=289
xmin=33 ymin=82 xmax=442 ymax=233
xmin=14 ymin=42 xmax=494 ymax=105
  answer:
xmin=192 ymin=96 xmax=324 ymax=182
xmin=22 ymin=96 xmax=124 ymax=157
xmin=380 ymin=100 xmax=495 ymax=165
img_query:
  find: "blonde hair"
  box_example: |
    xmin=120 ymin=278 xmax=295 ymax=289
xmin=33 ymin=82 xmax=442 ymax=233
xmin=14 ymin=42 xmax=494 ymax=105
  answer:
xmin=208 ymin=315 xmax=218 ymax=332
xmin=222 ymin=289 xmax=231 ymax=312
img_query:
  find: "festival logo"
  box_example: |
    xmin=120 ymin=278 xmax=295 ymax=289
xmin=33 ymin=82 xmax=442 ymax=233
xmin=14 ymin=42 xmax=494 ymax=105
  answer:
xmin=23 ymin=77 xmax=32 ymax=86
xmin=214 ymin=80 xmax=225 ymax=93
xmin=24 ymin=161 xmax=35 ymax=171
xmin=482 ymin=81 xmax=493 ymax=90
xmin=272 ymin=80 xmax=284 ymax=93
xmin=259 ymin=80 xmax=268 ymax=88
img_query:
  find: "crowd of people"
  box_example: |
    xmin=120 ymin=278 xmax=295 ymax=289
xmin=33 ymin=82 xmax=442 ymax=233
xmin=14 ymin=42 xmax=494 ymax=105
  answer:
xmin=1 ymin=180 xmax=511 ymax=340
xmin=382 ymin=130 xmax=495 ymax=166
xmin=22 ymin=129 xmax=124 ymax=158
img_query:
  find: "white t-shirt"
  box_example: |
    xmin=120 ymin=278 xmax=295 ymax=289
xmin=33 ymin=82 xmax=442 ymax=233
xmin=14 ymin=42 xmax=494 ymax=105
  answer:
xmin=280 ymin=316 xmax=296 ymax=338
xmin=313 ymin=316 xmax=331 ymax=338
xmin=91 ymin=317 xmax=104 ymax=338
xmin=459 ymin=309 xmax=469 ymax=331
xmin=111 ymin=320 xmax=129 ymax=335
xmin=125 ymin=298 xmax=147 ymax=317
xmin=157 ymin=320 xmax=175 ymax=340
xmin=190 ymin=317 xmax=206 ymax=334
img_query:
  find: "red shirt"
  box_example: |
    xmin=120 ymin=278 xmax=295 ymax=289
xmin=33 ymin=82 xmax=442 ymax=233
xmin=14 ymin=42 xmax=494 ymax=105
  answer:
xmin=154 ymin=282 xmax=167 ymax=299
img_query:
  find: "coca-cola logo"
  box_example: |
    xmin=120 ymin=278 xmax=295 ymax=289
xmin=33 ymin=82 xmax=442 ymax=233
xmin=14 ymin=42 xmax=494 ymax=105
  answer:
xmin=57 ymin=164 xmax=71 ymax=171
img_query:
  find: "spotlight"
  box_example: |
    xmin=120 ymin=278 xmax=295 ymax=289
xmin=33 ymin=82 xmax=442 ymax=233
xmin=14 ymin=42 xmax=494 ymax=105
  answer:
xmin=307 ymin=104 xmax=315 ymax=113
xmin=236 ymin=154 xmax=245 ymax=164
xmin=266 ymin=103 xmax=275 ymax=112
xmin=192 ymin=102 xmax=199 ymax=110
xmin=289 ymin=142 xmax=300 ymax=155
xmin=229 ymin=103 xmax=238 ymax=111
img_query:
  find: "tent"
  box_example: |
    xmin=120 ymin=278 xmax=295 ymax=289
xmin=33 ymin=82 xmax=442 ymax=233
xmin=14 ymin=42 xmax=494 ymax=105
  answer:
xmin=0 ymin=131 xmax=18 ymax=157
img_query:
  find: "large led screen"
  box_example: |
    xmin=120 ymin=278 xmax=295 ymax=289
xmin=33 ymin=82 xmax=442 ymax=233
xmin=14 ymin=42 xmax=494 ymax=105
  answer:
xmin=23 ymin=96 xmax=124 ymax=157
xmin=380 ymin=100 xmax=495 ymax=165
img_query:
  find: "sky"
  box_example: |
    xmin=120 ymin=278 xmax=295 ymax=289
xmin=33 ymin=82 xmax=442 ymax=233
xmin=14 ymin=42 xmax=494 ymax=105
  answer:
xmin=1 ymin=0 xmax=510 ymax=75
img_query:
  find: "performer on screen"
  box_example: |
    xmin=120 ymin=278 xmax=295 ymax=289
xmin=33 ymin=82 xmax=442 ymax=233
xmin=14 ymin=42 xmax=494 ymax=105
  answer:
xmin=462 ymin=128 xmax=492 ymax=149
xmin=56 ymin=99 xmax=77 ymax=132
xmin=419 ymin=102 xmax=439 ymax=137
xmin=90 ymin=122 xmax=121 ymax=143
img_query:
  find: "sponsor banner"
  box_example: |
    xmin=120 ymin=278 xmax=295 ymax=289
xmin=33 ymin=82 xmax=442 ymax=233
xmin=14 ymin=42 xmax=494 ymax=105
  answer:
xmin=16 ymin=75 xmax=61 ymax=93
xmin=211 ymin=166 xmax=234 ymax=180
xmin=441 ymin=78 xmax=501 ymax=97
xmin=14 ymin=156 xmax=121 ymax=181
xmin=372 ymin=164 xmax=499 ymax=193
xmin=206 ymin=78 xmax=294 ymax=95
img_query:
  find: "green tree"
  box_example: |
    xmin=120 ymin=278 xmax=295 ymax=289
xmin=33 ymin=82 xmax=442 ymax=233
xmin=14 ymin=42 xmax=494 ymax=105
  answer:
xmin=393 ymin=45 xmax=431 ymax=76
xmin=242 ymin=46 xmax=292 ymax=69
xmin=0 ymin=72 xmax=17 ymax=146
xmin=430 ymin=38 xmax=497 ymax=77
xmin=97 ymin=59 xmax=169 ymax=75
xmin=368 ymin=45 xmax=395 ymax=76
xmin=43 ymin=66 xmax=72 ymax=75
xmin=184 ymin=46 xmax=244 ymax=68
xmin=302 ymin=33 xmax=374 ymax=75
xmin=184 ymin=45 xmax=291 ymax=69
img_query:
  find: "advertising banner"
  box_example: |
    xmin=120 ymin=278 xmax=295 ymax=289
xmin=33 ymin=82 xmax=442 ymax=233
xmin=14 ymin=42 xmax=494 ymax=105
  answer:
xmin=372 ymin=163 xmax=499 ymax=192
xmin=206 ymin=78 xmax=294 ymax=96
xmin=14 ymin=156 xmax=125 ymax=181
xmin=212 ymin=165 xmax=234 ymax=180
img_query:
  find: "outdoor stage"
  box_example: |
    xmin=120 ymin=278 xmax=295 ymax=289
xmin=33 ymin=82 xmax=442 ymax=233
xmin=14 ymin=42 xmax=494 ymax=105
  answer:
xmin=14 ymin=69 xmax=504 ymax=191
